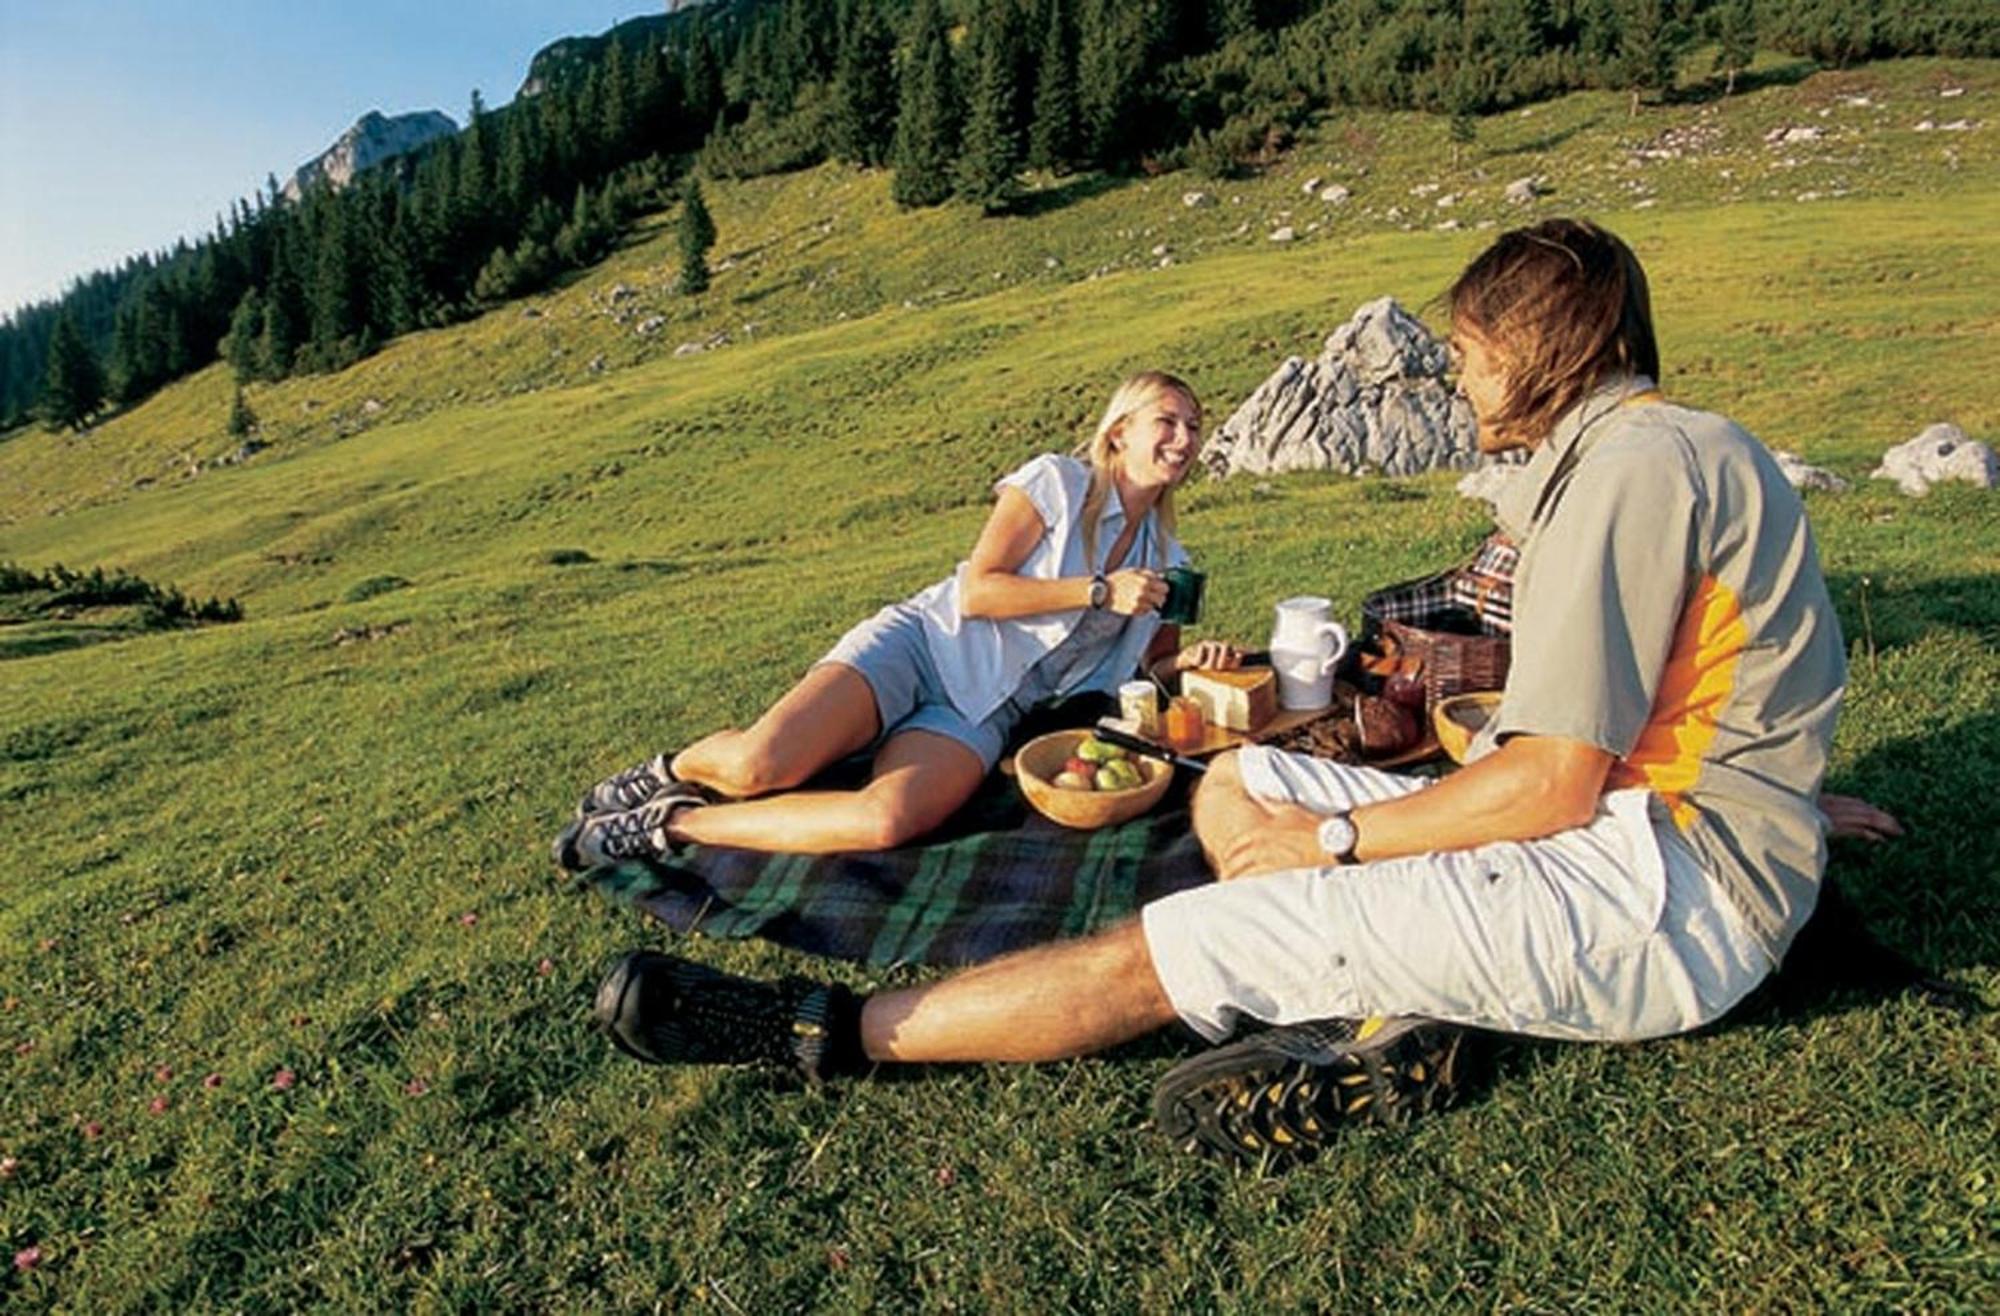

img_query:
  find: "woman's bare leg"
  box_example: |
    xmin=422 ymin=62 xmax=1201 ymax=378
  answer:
xmin=860 ymin=920 xmax=1178 ymax=1063
xmin=668 ymin=728 xmax=988 ymax=854
xmin=671 ymin=664 xmax=882 ymax=799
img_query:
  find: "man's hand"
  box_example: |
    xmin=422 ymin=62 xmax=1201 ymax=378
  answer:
xmin=1213 ymin=798 xmax=1335 ymax=880
xmin=1820 ymin=791 xmax=1904 ymax=843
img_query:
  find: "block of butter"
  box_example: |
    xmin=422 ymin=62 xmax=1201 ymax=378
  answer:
xmin=1181 ymin=667 xmax=1278 ymax=733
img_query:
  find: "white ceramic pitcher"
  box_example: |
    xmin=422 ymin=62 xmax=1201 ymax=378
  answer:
xmin=1269 ymin=596 xmax=1350 ymax=710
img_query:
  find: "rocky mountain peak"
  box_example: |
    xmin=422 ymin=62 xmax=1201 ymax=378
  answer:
xmin=281 ymin=109 xmax=457 ymax=203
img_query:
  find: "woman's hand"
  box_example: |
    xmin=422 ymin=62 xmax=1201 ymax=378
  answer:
xmin=1172 ymin=640 xmax=1244 ymax=673
xmin=1820 ymin=792 xmax=1904 ymax=843
xmin=1105 ymin=568 xmax=1167 ymax=616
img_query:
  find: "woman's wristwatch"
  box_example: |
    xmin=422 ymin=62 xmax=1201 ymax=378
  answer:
xmin=1088 ymin=572 xmax=1108 ymax=610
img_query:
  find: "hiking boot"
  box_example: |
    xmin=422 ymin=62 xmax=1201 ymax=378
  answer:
xmin=592 ymin=950 xmax=863 ymax=1082
xmin=550 ymin=786 xmax=706 ymax=872
xmin=576 ymin=752 xmax=685 ymax=819
xmin=1152 ymin=1016 xmax=1469 ymax=1169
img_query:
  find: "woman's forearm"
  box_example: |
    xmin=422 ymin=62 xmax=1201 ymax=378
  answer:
xmin=959 ymin=569 xmax=1095 ymax=620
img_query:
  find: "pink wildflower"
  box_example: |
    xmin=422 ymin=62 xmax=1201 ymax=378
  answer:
xmin=0 ymin=1156 xmax=18 ymax=1178
xmin=81 ymin=1121 xmax=103 ymax=1141
xmin=536 ymin=957 xmax=555 ymax=977
xmin=148 ymin=1096 xmax=170 ymax=1116
xmin=271 ymin=1067 xmax=296 ymax=1092
xmin=153 ymin=1064 xmax=173 ymax=1084
xmin=202 ymin=1072 xmax=224 ymax=1090
xmin=404 ymin=1078 xmax=430 ymax=1097
xmin=14 ymin=1245 xmax=40 ymax=1271
xmin=458 ymin=912 xmax=478 ymax=927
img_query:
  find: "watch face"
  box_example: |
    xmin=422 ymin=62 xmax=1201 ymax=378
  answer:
xmin=1318 ymin=814 xmax=1357 ymax=860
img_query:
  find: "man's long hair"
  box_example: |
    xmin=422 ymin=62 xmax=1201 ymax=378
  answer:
xmin=1448 ymin=218 xmax=1661 ymax=449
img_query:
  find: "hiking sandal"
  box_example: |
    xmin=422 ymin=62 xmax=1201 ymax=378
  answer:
xmin=1152 ymin=1016 xmax=1469 ymax=1169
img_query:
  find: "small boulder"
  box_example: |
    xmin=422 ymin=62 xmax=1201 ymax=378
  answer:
xmin=1301 ymin=176 xmax=1324 ymax=195
xmin=1182 ymin=190 xmax=1216 ymax=208
xmin=1269 ymin=226 xmax=1297 ymax=242
xmin=1870 ymin=423 xmax=1998 ymax=496
xmin=1505 ymin=175 xmax=1547 ymax=205
xmin=636 ymin=316 xmax=666 ymax=336
xmin=1771 ymin=451 xmax=1848 ymax=493
xmin=1318 ymin=184 xmax=1352 ymax=204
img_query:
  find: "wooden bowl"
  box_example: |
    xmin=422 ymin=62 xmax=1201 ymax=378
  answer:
xmin=1015 ymin=730 xmax=1172 ymax=829
xmin=1433 ymin=691 xmax=1504 ymax=765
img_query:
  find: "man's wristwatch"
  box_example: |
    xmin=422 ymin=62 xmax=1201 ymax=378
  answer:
xmin=1316 ymin=811 xmax=1359 ymax=864
xmin=1088 ymin=572 xmax=1108 ymax=610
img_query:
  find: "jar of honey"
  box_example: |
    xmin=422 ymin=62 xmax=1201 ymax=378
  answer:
xmin=1164 ymin=696 xmax=1206 ymax=750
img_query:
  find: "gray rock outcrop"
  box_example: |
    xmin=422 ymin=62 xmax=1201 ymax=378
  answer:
xmin=1870 ymin=423 xmax=1998 ymax=495
xmin=283 ymin=110 xmax=457 ymax=202
xmin=1203 ymin=298 xmax=1477 ymax=479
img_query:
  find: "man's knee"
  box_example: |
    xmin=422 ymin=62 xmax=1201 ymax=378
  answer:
xmin=1192 ymin=750 xmax=1250 ymax=864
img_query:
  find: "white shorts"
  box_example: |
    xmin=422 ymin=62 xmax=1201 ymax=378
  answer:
xmin=1141 ymin=746 xmax=1774 ymax=1043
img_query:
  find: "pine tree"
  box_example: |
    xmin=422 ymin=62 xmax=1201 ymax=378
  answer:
xmin=1076 ymin=0 xmax=1146 ymax=168
xmin=830 ymin=0 xmax=898 ymax=167
xmin=1028 ymin=0 xmax=1080 ymax=173
xmin=1615 ymin=0 xmax=1683 ymax=115
xmin=224 ymin=288 xmax=264 ymax=381
xmin=677 ymin=177 xmax=717 ymax=294
xmin=684 ymin=25 xmax=726 ymax=131
xmin=227 ymin=383 xmax=257 ymax=438
xmin=890 ymin=0 xmax=963 ymax=208
xmin=1714 ymin=0 xmax=1757 ymax=96
xmin=40 ymin=312 xmax=104 ymax=432
xmin=958 ymin=0 xmax=1027 ymax=211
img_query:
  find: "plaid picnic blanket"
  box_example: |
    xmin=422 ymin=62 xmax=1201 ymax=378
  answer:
xmin=574 ymin=697 xmax=1215 ymax=967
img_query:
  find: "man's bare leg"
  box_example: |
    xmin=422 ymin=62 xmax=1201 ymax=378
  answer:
xmin=860 ymin=920 xmax=1178 ymax=1063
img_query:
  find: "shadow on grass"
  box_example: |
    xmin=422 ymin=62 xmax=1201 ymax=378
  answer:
xmin=1721 ymin=709 xmax=1999 ymax=1033
xmin=1676 ymin=58 xmax=1821 ymax=108
xmin=1827 ymin=571 xmax=2000 ymax=654
xmin=1484 ymin=115 xmax=1605 ymax=159
xmin=1009 ymin=171 xmax=1134 ymax=219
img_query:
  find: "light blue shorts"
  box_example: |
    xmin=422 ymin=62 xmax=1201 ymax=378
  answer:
xmin=819 ymin=603 xmax=1021 ymax=771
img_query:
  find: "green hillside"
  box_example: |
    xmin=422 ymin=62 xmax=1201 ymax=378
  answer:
xmin=3 ymin=60 xmax=1997 ymax=1310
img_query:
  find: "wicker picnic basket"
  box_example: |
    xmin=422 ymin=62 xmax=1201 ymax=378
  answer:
xmin=1359 ymin=534 xmax=1516 ymax=712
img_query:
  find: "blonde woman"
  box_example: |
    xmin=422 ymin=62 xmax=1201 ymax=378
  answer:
xmin=554 ymin=371 xmax=1241 ymax=866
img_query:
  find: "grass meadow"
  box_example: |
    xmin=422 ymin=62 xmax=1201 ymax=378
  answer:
xmin=2 ymin=58 xmax=1996 ymax=1311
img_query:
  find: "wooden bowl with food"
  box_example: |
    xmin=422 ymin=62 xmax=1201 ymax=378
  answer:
xmin=1015 ymin=730 xmax=1172 ymax=829
xmin=1433 ymin=691 xmax=1504 ymax=765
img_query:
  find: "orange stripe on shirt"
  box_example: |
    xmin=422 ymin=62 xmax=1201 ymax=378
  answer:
xmin=1607 ymin=573 xmax=1748 ymax=828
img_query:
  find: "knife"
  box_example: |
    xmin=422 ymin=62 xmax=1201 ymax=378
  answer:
xmin=1090 ymin=719 xmax=1209 ymax=774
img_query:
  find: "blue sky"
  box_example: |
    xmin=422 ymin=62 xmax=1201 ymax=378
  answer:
xmin=0 ymin=2 xmax=656 ymax=317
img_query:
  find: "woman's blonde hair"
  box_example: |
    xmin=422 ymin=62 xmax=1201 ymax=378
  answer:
xmin=1072 ymin=370 xmax=1202 ymax=568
